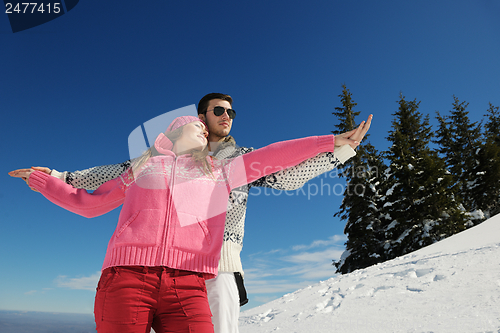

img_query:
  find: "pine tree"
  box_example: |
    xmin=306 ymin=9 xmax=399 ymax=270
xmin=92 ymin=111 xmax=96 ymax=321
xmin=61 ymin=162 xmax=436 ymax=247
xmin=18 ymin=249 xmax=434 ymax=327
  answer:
xmin=334 ymin=143 xmax=388 ymax=274
xmin=484 ymin=102 xmax=500 ymax=144
xmin=331 ymin=85 xmax=388 ymax=274
xmin=331 ymin=84 xmax=359 ymax=134
xmin=469 ymin=103 xmax=500 ymax=217
xmin=382 ymin=94 xmax=466 ymax=259
xmin=434 ymin=96 xmax=482 ymax=213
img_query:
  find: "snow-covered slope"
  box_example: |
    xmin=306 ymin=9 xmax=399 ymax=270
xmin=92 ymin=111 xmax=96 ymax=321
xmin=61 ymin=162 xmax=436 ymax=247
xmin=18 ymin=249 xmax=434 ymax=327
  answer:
xmin=239 ymin=214 xmax=500 ymax=333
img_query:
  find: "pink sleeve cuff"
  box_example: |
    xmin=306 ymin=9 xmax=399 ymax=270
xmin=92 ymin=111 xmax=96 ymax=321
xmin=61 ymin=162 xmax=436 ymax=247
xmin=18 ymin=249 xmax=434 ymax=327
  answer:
xmin=28 ymin=170 xmax=51 ymax=191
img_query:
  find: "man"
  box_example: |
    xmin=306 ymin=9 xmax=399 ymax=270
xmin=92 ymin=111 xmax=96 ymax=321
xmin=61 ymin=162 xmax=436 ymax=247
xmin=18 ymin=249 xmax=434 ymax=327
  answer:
xmin=10 ymin=93 xmax=372 ymax=333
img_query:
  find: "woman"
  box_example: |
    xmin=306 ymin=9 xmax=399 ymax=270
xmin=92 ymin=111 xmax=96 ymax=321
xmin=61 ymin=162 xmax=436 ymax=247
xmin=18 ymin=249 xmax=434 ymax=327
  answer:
xmin=18 ymin=116 xmax=340 ymax=333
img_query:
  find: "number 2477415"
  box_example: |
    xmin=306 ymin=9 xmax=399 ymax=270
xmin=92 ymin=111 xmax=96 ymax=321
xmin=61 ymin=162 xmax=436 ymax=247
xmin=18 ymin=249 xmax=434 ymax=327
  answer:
xmin=5 ymin=2 xmax=62 ymax=14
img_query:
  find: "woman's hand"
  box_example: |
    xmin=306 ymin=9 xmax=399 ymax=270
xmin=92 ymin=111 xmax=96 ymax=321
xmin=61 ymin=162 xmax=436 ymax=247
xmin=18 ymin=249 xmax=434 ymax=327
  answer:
xmin=335 ymin=114 xmax=373 ymax=149
xmin=8 ymin=166 xmax=52 ymax=191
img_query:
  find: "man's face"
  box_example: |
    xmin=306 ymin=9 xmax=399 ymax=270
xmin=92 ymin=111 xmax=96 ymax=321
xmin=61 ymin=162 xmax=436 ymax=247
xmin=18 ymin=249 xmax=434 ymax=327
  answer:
xmin=199 ymin=99 xmax=233 ymax=141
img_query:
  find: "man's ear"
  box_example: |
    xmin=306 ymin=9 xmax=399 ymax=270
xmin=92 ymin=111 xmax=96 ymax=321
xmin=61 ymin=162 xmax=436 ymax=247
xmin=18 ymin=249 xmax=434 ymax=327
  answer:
xmin=198 ymin=113 xmax=206 ymax=122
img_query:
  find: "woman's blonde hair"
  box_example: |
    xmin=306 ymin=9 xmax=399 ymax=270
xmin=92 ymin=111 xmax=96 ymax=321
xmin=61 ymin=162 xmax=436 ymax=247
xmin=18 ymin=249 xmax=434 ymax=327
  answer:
xmin=131 ymin=125 xmax=211 ymax=176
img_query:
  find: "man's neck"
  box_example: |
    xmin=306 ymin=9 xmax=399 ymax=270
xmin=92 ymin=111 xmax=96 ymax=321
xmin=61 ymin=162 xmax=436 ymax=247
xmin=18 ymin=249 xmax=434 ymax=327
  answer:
xmin=207 ymin=135 xmax=224 ymax=152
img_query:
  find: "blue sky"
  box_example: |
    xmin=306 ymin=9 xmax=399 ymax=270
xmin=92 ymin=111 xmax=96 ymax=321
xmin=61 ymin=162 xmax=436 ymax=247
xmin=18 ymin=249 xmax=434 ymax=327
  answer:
xmin=1 ymin=1 xmax=499 ymax=314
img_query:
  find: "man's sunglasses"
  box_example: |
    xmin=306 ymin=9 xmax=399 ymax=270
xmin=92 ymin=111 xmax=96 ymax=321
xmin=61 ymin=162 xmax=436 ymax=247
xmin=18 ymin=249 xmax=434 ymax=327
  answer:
xmin=206 ymin=106 xmax=236 ymax=119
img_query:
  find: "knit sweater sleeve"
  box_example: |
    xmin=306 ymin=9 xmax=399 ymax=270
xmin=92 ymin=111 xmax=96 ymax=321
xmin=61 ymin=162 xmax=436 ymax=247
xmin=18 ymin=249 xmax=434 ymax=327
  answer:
xmin=50 ymin=160 xmax=133 ymax=190
xmin=29 ymin=170 xmax=126 ymax=218
xmin=227 ymin=135 xmax=335 ymax=189
xmin=251 ymin=145 xmax=356 ymax=191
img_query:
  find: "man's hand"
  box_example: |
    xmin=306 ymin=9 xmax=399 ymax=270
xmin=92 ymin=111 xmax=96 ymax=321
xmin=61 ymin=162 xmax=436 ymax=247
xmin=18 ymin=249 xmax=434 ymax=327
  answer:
xmin=335 ymin=114 xmax=373 ymax=149
xmin=8 ymin=166 xmax=52 ymax=191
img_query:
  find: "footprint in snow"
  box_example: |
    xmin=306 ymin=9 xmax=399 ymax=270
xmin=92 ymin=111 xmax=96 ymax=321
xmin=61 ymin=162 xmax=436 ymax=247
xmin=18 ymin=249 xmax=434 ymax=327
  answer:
xmin=315 ymin=294 xmax=343 ymax=314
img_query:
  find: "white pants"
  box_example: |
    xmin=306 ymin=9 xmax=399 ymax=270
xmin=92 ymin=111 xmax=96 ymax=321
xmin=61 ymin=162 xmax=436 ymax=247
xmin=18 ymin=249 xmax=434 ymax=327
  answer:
xmin=206 ymin=272 xmax=240 ymax=333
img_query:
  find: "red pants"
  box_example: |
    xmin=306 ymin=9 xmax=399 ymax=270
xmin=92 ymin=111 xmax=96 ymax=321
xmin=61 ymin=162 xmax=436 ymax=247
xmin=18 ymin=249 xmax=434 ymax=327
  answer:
xmin=94 ymin=266 xmax=214 ymax=333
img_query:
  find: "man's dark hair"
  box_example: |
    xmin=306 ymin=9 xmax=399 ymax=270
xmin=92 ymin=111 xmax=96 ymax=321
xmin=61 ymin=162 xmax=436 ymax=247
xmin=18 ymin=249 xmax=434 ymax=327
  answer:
xmin=197 ymin=93 xmax=233 ymax=114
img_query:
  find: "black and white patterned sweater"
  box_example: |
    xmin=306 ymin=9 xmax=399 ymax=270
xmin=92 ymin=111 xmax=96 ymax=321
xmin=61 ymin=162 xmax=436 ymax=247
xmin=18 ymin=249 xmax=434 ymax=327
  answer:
xmin=51 ymin=138 xmax=355 ymax=275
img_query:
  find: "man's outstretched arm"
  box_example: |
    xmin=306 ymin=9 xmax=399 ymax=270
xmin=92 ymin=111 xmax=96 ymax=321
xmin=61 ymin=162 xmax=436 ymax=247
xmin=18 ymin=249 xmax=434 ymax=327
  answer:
xmin=9 ymin=160 xmax=132 ymax=191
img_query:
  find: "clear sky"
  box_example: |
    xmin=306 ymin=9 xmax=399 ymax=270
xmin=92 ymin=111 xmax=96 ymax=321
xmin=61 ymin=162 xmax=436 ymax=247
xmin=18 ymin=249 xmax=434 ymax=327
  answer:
xmin=1 ymin=0 xmax=499 ymax=314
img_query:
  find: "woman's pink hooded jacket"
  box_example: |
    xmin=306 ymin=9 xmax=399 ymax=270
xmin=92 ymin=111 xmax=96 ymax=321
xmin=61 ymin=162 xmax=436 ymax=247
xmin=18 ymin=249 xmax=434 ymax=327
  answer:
xmin=29 ymin=134 xmax=335 ymax=278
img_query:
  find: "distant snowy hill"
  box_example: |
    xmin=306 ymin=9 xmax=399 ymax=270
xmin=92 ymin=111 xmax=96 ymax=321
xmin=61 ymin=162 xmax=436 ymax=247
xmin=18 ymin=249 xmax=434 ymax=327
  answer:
xmin=239 ymin=214 xmax=500 ymax=333
xmin=0 ymin=311 xmax=95 ymax=333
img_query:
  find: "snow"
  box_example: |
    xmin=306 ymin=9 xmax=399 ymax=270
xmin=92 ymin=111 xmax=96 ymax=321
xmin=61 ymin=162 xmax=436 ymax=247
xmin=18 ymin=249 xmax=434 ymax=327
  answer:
xmin=239 ymin=214 xmax=500 ymax=333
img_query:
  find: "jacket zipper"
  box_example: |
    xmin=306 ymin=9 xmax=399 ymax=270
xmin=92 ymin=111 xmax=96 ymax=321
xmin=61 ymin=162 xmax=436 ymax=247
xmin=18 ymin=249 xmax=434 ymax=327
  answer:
xmin=160 ymin=156 xmax=178 ymax=264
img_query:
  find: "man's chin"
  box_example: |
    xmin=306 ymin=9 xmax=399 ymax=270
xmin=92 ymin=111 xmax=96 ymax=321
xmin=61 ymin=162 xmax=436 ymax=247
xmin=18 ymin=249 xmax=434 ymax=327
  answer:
xmin=212 ymin=128 xmax=231 ymax=139
xmin=221 ymin=126 xmax=232 ymax=135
